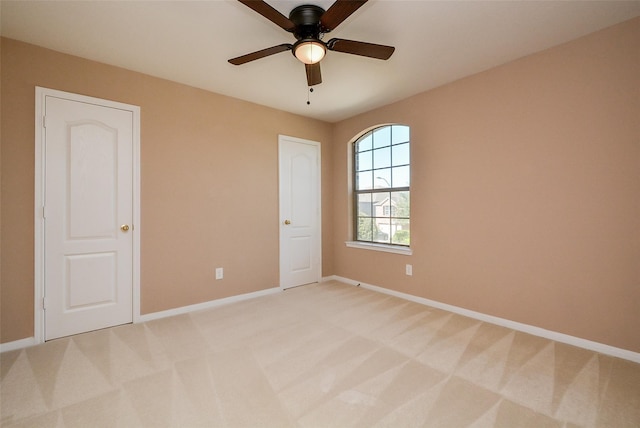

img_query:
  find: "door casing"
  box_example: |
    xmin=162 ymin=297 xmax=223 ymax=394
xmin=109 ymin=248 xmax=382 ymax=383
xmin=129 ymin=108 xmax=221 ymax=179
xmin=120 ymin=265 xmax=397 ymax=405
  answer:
xmin=34 ymin=87 xmax=141 ymax=344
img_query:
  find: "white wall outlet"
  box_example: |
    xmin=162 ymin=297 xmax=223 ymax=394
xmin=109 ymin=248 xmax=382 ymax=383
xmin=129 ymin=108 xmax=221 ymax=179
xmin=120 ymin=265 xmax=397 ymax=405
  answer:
xmin=215 ymin=267 xmax=223 ymax=280
xmin=405 ymin=264 xmax=413 ymax=276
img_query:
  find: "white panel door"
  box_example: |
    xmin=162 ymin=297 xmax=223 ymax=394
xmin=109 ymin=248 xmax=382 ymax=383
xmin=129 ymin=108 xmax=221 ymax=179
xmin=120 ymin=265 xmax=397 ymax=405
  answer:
xmin=44 ymin=95 xmax=134 ymax=340
xmin=279 ymin=136 xmax=321 ymax=290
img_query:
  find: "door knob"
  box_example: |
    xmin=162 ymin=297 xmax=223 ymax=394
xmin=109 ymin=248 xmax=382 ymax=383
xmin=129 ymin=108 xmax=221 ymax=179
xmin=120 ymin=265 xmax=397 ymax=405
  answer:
xmin=121 ymin=224 xmax=130 ymax=232
xmin=284 ymin=220 xmax=291 ymax=225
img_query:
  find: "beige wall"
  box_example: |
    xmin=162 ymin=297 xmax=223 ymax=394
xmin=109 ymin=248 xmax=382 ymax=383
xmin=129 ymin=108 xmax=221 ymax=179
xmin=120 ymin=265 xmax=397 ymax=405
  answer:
xmin=2 ymin=17 xmax=638 ymax=353
xmin=0 ymin=38 xmax=333 ymax=343
xmin=332 ymin=18 xmax=640 ymax=353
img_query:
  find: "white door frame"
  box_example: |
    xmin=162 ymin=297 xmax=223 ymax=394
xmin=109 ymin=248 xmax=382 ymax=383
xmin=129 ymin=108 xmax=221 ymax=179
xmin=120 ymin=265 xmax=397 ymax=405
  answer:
xmin=34 ymin=87 xmax=141 ymax=344
xmin=278 ymin=135 xmax=322 ymax=289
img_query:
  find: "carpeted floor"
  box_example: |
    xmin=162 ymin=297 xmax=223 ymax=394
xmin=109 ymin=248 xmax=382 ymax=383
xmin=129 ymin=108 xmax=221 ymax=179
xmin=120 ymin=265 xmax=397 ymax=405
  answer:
xmin=1 ymin=280 xmax=639 ymax=427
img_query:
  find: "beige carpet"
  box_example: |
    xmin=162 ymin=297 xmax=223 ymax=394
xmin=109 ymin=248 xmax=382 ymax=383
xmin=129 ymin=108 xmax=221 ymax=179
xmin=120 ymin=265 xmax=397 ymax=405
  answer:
xmin=1 ymin=280 xmax=639 ymax=427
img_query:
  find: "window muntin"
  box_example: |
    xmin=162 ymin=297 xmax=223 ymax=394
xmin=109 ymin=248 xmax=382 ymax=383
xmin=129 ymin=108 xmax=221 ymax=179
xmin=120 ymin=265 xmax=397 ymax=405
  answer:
xmin=354 ymin=125 xmax=410 ymax=246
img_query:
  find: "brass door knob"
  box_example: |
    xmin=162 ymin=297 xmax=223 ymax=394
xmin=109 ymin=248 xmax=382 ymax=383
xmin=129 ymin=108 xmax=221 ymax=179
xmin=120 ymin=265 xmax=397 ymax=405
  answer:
xmin=284 ymin=220 xmax=291 ymax=225
xmin=121 ymin=224 xmax=130 ymax=232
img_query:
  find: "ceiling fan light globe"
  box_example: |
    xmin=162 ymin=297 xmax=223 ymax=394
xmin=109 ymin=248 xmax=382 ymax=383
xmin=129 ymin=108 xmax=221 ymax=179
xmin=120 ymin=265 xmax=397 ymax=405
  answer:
xmin=294 ymin=41 xmax=326 ymax=64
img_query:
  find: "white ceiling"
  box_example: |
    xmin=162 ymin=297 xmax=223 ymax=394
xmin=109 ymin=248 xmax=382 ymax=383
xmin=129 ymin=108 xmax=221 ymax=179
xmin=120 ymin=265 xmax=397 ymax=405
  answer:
xmin=2 ymin=0 xmax=639 ymax=122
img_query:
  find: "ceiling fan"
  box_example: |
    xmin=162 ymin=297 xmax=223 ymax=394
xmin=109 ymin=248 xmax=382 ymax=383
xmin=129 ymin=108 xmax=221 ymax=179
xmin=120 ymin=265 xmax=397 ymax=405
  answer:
xmin=228 ymin=0 xmax=395 ymax=86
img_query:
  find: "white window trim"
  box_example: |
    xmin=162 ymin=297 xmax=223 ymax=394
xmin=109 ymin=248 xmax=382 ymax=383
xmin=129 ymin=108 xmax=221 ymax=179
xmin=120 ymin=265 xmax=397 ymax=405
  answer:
xmin=345 ymin=240 xmax=413 ymax=256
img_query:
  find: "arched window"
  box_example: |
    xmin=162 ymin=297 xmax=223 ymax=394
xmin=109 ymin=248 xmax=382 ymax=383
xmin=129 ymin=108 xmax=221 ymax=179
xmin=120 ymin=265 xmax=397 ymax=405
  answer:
xmin=353 ymin=125 xmax=410 ymax=246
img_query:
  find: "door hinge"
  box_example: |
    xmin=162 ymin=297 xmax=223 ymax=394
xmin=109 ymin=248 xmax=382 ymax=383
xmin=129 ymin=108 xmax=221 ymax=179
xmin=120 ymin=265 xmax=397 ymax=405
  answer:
xmin=42 ymin=297 xmax=47 ymax=310
xmin=42 ymin=206 xmax=46 ymax=219
xmin=43 ymin=116 xmax=48 ymax=128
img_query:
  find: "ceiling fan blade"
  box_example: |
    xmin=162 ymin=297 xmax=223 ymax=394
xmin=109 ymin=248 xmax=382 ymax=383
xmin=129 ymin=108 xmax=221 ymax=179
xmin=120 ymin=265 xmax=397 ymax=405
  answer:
xmin=306 ymin=63 xmax=322 ymax=86
xmin=228 ymin=44 xmax=292 ymax=65
xmin=320 ymin=0 xmax=367 ymax=32
xmin=327 ymin=38 xmax=395 ymax=60
xmin=238 ymin=0 xmax=295 ymax=32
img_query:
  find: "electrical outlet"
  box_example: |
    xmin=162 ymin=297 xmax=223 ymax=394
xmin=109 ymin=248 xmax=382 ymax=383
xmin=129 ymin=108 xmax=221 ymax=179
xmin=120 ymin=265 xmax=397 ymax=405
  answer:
xmin=215 ymin=267 xmax=223 ymax=280
xmin=405 ymin=264 xmax=412 ymax=276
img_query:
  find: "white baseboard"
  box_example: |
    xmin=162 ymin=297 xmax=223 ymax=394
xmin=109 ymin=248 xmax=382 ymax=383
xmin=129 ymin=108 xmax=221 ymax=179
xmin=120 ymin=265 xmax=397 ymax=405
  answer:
xmin=329 ymin=275 xmax=640 ymax=364
xmin=138 ymin=286 xmax=281 ymax=322
xmin=2 ymin=287 xmax=282 ymax=352
xmin=0 ymin=336 xmax=36 ymax=353
xmin=5 ymin=278 xmax=638 ymax=364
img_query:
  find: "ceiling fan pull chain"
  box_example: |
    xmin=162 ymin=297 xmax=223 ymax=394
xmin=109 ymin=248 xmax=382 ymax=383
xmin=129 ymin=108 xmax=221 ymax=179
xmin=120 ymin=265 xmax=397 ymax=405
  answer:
xmin=307 ymin=87 xmax=314 ymax=105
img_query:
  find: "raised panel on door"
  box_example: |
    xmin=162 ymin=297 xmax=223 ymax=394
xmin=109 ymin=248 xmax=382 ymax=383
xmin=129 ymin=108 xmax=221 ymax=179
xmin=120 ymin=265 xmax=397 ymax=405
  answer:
xmin=68 ymin=122 xmax=118 ymax=239
xmin=65 ymin=252 xmax=117 ymax=309
xmin=291 ymin=153 xmax=313 ymax=227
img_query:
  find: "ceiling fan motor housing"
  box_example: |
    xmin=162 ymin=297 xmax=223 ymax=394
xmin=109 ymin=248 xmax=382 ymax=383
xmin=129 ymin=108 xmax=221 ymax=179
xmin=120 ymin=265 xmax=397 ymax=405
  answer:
xmin=289 ymin=5 xmax=325 ymax=40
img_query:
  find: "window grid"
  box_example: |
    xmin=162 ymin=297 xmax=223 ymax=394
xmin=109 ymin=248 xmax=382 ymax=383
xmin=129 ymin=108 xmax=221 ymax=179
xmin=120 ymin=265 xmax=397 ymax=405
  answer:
xmin=353 ymin=125 xmax=410 ymax=246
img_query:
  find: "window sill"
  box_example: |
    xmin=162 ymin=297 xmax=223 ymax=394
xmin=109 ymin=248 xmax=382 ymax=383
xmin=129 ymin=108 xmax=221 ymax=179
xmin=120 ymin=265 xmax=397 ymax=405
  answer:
xmin=345 ymin=241 xmax=413 ymax=256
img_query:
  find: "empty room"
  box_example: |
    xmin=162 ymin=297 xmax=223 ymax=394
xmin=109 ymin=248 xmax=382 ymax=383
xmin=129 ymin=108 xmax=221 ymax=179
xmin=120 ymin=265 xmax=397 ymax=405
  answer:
xmin=1 ymin=1 xmax=639 ymax=426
